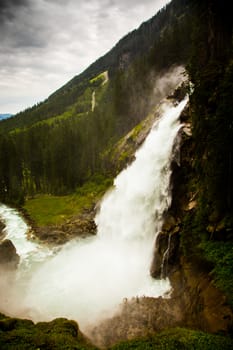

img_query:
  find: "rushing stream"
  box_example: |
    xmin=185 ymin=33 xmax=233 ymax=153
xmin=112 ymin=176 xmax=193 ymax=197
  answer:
xmin=0 ymin=206 xmax=53 ymax=269
xmin=0 ymin=97 xmax=187 ymax=331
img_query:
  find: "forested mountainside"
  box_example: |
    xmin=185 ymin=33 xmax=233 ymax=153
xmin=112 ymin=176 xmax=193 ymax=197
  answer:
xmin=0 ymin=0 xmax=233 ymax=349
xmin=0 ymin=0 xmax=192 ymax=204
xmin=179 ymin=0 xmax=233 ymax=309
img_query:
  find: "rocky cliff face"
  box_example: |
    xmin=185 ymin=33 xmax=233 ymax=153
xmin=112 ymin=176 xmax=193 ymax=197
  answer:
xmin=88 ymin=264 xmax=233 ymax=348
xmin=150 ymin=102 xmax=193 ymax=280
xmin=86 ymin=100 xmax=233 ymax=348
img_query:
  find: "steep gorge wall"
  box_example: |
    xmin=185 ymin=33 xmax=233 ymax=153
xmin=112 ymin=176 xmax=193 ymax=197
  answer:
xmin=87 ymin=98 xmax=233 ymax=348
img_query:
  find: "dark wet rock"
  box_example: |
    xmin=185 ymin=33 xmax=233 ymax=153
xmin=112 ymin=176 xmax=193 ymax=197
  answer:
xmin=170 ymin=257 xmax=233 ymax=334
xmin=161 ymin=214 xmax=177 ymax=232
xmin=150 ymin=232 xmax=168 ymax=278
xmin=167 ymin=82 xmax=189 ymax=103
xmin=0 ymin=221 xmax=6 ymax=240
xmin=0 ymin=239 xmax=20 ymax=270
xmin=150 ymin=228 xmax=180 ymax=279
xmin=0 ymin=221 xmax=5 ymax=232
xmin=180 ymin=104 xmax=190 ymax=122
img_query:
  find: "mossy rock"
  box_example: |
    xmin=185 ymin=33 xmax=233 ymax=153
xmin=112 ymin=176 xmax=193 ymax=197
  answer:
xmin=0 ymin=315 xmax=96 ymax=350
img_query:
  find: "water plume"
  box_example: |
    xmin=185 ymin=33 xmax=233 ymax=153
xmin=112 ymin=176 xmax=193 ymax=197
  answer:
xmin=0 ymin=97 xmax=187 ymax=332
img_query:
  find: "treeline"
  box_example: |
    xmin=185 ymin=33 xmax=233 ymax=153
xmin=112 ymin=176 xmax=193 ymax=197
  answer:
xmin=187 ymin=0 xmax=233 ymax=217
xmin=178 ymin=0 xmax=233 ymax=305
xmin=0 ymin=0 xmax=192 ymax=205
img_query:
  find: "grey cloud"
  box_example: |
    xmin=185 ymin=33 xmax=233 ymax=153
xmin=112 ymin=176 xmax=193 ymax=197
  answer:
xmin=0 ymin=0 xmax=28 ymax=11
xmin=0 ymin=2 xmax=49 ymax=49
xmin=0 ymin=0 xmax=29 ymax=22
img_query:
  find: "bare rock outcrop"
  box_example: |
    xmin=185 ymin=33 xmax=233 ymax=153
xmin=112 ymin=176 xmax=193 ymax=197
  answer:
xmin=30 ymin=209 xmax=97 ymax=246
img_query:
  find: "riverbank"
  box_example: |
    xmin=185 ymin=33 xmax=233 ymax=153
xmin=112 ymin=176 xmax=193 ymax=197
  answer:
xmin=17 ymin=176 xmax=112 ymax=246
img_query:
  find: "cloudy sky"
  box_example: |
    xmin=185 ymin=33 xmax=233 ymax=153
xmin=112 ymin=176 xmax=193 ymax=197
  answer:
xmin=0 ymin=0 xmax=170 ymax=114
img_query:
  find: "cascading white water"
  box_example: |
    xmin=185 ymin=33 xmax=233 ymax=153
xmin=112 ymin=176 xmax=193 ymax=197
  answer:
xmin=0 ymin=205 xmax=53 ymax=270
xmin=0 ymin=97 xmax=187 ymax=331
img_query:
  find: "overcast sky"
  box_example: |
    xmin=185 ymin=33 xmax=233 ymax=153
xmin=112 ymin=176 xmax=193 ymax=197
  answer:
xmin=0 ymin=0 xmax=170 ymax=114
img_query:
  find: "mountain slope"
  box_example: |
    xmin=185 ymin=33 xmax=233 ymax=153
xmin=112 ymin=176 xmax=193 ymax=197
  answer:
xmin=0 ymin=0 xmax=233 ymax=348
xmin=0 ymin=0 xmax=192 ymax=204
xmin=0 ymin=0 xmax=191 ymax=133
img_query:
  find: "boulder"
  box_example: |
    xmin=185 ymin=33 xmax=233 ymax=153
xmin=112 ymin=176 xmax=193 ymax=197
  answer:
xmin=0 ymin=239 xmax=20 ymax=270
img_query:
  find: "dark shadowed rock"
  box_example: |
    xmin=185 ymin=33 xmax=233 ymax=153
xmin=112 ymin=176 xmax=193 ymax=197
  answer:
xmin=150 ymin=232 xmax=168 ymax=278
xmin=150 ymin=229 xmax=180 ymax=279
xmin=167 ymin=82 xmax=189 ymax=103
xmin=0 ymin=239 xmax=20 ymax=270
xmin=150 ymin=211 xmax=181 ymax=279
xmin=0 ymin=221 xmax=6 ymax=240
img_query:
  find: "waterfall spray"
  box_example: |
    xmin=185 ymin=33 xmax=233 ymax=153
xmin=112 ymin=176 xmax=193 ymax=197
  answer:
xmin=0 ymin=97 xmax=188 ymax=331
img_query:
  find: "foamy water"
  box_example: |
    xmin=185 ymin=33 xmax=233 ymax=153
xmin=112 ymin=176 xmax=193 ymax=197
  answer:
xmin=0 ymin=205 xmax=52 ymax=270
xmin=0 ymin=97 xmax=187 ymax=331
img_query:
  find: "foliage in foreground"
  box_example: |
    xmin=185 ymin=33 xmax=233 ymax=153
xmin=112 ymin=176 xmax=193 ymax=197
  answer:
xmin=0 ymin=314 xmax=96 ymax=350
xmin=201 ymin=241 xmax=233 ymax=306
xmin=1 ymin=316 xmax=233 ymax=350
xmin=111 ymin=328 xmax=233 ymax=350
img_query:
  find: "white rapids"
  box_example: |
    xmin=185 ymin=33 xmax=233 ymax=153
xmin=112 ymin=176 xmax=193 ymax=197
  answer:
xmin=0 ymin=205 xmax=53 ymax=271
xmin=0 ymin=97 xmax=187 ymax=331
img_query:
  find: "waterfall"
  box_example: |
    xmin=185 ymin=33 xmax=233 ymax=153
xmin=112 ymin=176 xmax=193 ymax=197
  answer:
xmin=0 ymin=97 xmax=187 ymax=331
